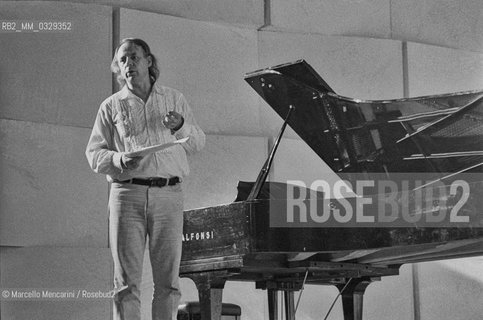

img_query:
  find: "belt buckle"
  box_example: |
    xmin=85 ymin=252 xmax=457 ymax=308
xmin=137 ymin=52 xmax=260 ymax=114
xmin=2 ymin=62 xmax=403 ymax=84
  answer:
xmin=147 ymin=178 xmax=156 ymax=187
xmin=149 ymin=178 xmax=167 ymax=188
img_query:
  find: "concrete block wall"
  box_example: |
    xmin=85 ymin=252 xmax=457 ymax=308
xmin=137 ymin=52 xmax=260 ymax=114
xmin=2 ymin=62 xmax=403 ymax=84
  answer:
xmin=1 ymin=1 xmax=482 ymax=319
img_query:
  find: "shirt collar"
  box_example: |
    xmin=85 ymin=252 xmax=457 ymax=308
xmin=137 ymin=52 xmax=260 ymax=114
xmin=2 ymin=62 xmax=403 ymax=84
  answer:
xmin=119 ymin=80 xmax=165 ymax=100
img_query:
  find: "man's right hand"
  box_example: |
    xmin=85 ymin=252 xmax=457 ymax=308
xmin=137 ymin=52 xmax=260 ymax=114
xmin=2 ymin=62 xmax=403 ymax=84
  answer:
xmin=121 ymin=154 xmax=142 ymax=170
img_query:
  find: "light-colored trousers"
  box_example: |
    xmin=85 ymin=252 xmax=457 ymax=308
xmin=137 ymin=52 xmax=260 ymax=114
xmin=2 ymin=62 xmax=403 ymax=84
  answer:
xmin=109 ymin=182 xmax=183 ymax=320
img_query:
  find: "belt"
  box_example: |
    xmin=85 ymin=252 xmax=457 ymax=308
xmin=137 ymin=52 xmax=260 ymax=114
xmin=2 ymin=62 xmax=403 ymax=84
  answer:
xmin=122 ymin=177 xmax=180 ymax=188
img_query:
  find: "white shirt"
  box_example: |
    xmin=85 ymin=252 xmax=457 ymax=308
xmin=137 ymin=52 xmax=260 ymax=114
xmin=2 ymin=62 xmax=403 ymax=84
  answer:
xmin=86 ymin=81 xmax=205 ymax=182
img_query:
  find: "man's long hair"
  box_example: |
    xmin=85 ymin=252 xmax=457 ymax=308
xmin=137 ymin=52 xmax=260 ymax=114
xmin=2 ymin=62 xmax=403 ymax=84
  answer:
xmin=111 ymin=38 xmax=160 ymax=85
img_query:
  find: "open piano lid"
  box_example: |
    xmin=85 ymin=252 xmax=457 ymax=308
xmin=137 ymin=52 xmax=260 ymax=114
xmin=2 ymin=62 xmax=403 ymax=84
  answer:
xmin=244 ymin=60 xmax=483 ymax=176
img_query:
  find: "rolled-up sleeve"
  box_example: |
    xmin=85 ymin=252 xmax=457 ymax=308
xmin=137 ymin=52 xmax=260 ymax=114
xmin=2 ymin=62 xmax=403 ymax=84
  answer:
xmin=173 ymin=94 xmax=206 ymax=154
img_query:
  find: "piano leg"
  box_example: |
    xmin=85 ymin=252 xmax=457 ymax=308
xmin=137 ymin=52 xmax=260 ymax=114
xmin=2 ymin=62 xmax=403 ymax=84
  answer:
xmin=267 ymin=289 xmax=278 ymax=320
xmin=336 ymin=278 xmax=374 ymax=320
xmin=189 ymin=272 xmax=227 ymax=320
xmin=284 ymin=290 xmax=296 ymax=320
xmin=266 ymin=289 xmax=296 ymax=320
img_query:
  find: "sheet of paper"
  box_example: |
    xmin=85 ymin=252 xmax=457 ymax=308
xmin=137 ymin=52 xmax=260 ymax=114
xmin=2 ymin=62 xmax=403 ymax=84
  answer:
xmin=124 ymin=137 xmax=189 ymax=157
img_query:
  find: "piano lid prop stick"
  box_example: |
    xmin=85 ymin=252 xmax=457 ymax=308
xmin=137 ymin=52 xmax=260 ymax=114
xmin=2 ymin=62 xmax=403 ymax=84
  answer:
xmin=294 ymin=269 xmax=309 ymax=314
xmin=323 ymin=278 xmax=353 ymax=320
xmin=246 ymin=104 xmax=295 ymax=201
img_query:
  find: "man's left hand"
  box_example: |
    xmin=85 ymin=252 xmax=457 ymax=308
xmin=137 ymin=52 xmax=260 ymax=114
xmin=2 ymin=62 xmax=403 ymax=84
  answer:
xmin=162 ymin=111 xmax=184 ymax=130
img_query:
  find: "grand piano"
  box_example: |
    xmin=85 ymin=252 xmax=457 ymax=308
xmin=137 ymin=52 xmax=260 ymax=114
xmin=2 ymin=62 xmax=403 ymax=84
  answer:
xmin=179 ymin=60 xmax=483 ymax=320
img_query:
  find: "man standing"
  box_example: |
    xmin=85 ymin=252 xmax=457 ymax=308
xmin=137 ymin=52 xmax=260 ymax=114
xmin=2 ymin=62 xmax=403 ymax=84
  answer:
xmin=86 ymin=38 xmax=205 ymax=320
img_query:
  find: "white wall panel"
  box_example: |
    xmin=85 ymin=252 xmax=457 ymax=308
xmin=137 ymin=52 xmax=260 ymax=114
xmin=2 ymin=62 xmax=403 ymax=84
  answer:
xmin=364 ymin=264 xmax=414 ymax=320
xmin=120 ymin=10 xmax=261 ymax=136
xmin=0 ymin=247 xmax=112 ymax=320
xmin=416 ymin=258 xmax=483 ymax=320
xmin=0 ymin=119 xmax=108 ymax=247
xmin=15 ymin=0 xmax=265 ymax=27
xmin=407 ymin=42 xmax=483 ymax=96
xmin=270 ymin=0 xmax=391 ymax=38
xmin=392 ymin=0 xmax=483 ymax=53
xmin=0 ymin=1 xmax=112 ymax=128
xmin=117 ymin=0 xmax=265 ymax=27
